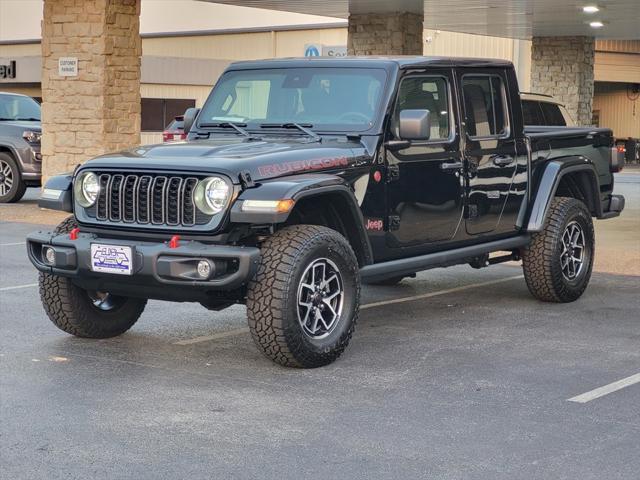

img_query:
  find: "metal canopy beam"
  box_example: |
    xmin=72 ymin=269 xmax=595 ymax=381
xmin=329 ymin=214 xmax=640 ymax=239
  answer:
xmin=199 ymin=0 xmax=640 ymax=39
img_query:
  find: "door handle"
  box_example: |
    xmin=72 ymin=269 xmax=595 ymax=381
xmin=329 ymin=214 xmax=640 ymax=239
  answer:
xmin=492 ymin=155 xmax=514 ymax=167
xmin=440 ymin=160 xmax=463 ymax=171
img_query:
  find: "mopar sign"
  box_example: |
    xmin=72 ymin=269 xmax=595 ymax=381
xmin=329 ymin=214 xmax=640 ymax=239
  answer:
xmin=304 ymin=44 xmax=347 ymax=57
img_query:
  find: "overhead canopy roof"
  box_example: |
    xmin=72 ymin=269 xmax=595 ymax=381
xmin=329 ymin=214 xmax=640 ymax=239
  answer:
xmin=201 ymin=0 xmax=640 ymax=39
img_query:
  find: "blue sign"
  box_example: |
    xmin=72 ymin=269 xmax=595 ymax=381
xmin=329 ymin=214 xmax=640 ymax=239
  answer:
xmin=304 ymin=45 xmax=320 ymax=57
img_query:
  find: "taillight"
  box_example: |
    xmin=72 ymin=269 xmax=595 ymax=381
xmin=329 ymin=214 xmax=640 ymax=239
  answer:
xmin=162 ymin=132 xmax=173 ymax=142
xmin=611 ymin=146 xmax=624 ymax=173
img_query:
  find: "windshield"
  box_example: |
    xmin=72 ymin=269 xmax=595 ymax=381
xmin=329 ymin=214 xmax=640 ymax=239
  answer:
xmin=0 ymin=94 xmax=41 ymax=121
xmin=198 ymin=67 xmax=387 ymax=132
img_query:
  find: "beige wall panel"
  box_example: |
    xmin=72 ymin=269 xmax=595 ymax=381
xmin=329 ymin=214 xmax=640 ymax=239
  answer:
xmin=595 ymin=52 xmax=640 ymax=83
xmin=142 ymin=33 xmax=274 ymax=60
xmin=596 ymin=40 xmax=640 ymax=54
xmin=140 ymin=83 xmax=212 ymax=107
xmin=593 ymin=85 xmax=640 ymax=139
xmin=0 ymin=43 xmax=41 ymax=57
xmin=141 ymin=132 xmax=163 ymax=145
xmin=274 ymin=28 xmax=347 ymax=57
xmin=423 ymin=30 xmax=515 ymax=60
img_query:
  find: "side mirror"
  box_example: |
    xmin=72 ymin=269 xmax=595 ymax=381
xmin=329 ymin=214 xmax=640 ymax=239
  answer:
xmin=183 ymin=107 xmax=200 ymax=134
xmin=398 ymin=109 xmax=431 ymax=141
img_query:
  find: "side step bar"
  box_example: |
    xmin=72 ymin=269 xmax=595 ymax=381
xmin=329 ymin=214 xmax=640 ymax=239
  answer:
xmin=360 ymin=235 xmax=531 ymax=283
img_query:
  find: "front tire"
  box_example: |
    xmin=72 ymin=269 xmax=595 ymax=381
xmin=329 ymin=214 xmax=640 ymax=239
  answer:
xmin=0 ymin=153 xmax=26 ymax=203
xmin=247 ymin=225 xmax=360 ymax=368
xmin=522 ymin=197 xmax=595 ymax=303
xmin=39 ymin=216 xmax=147 ymax=338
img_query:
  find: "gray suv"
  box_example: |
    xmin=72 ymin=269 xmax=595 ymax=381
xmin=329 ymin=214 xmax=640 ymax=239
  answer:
xmin=0 ymin=92 xmax=42 ymax=202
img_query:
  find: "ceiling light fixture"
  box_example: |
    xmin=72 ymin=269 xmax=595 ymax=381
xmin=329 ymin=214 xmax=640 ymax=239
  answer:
xmin=583 ymin=5 xmax=600 ymax=14
xmin=589 ymin=21 xmax=604 ymax=28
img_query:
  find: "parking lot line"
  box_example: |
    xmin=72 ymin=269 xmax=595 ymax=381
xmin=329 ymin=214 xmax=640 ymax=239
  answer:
xmin=174 ymin=327 xmax=250 ymax=345
xmin=0 ymin=283 xmax=38 ymax=292
xmin=567 ymin=373 xmax=640 ymax=404
xmin=0 ymin=242 xmax=25 ymax=246
xmin=360 ymin=275 xmax=524 ymax=310
xmin=175 ymin=274 xmax=525 ymax=345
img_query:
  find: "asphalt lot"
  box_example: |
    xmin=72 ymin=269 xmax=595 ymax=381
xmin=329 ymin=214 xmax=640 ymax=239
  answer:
xmin=1 ymin=173 xmax=639 ymax=480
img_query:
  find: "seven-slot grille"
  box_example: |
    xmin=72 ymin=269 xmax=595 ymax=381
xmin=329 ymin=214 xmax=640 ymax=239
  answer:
xmin=94 ymin=173 xmax=201 ymax=226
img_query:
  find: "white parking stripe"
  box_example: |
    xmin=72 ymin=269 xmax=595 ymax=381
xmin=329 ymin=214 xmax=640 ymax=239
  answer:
xmin=174 ymin=327 xmax=250 ymax=345
xmin=175 ymin=274 xmax=524 ymax=345
xmin=361 ymin=275 xmax=524 ymax=310
xmin=567 ymin=373 xmax=640 ymax=403
xmin=0 ymin=242 xmax=25 ymax=246
xmin=0 ymin=283 xmax=38 ymax=292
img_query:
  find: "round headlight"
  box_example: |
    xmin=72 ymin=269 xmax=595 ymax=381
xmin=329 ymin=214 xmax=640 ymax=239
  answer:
xmin=194 ymin=176 xmax=230 ymax=215
xmin=74 ymin=172 xmax=99 ymax=208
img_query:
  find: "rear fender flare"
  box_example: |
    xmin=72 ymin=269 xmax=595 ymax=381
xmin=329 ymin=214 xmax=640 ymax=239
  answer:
xmin=526 ymin=157 xmax=601 ymax=232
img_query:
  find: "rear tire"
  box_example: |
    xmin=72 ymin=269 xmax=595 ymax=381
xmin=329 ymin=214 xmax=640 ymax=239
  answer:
xmin=246 ymin=225 xmax=360 ymax=368
xmin=0 ymin=153 xmax=26 ymax=203
xmin=38 ymin=216 xmax=147 ymax=338
xmin=522 ymin=197 xmax=594 ymax=303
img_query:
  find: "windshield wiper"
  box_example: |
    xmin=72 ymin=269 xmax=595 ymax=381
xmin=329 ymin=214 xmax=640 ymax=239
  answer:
xmin=198 ymin=121 xmax=260 ymax=140
xmin=259 ymin=123 xmax=321 ymax=142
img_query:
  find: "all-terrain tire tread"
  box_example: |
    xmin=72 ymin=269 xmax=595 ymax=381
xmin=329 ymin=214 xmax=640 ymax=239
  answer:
xmin=522 ymin=197 xmax=594 ymax=303
xmin=247 ymin=225 xmax=360 ymax=368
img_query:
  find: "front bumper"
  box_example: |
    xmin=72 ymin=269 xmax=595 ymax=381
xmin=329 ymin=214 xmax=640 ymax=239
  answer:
xmin=26 ymin=230 xmax=260 ymax=302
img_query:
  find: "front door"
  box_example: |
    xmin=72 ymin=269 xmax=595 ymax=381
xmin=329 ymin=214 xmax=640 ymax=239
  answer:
xmin=385 ymin=70 xmax=464 ymax=252
xmin=457 ymin=69 xmax=523 ymax=235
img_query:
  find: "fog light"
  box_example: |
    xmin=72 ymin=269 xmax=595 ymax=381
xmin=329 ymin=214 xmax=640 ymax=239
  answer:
xmin=197 ymin=260 xmax=211 ymax=279
xmin=43 ymin=247 xmax=56 ymax=265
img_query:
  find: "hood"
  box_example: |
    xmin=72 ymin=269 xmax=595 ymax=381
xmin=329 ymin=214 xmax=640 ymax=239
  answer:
xmin=0 ymin=120 xmax=41 ymax=131
xmin=83 ymin=136 xmax=372 ymax=183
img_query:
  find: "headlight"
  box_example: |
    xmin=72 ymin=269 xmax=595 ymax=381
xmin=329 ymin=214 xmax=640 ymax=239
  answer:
xmin=194 ymin=176 xmax=230 ymax=215
xmin=22 ymin=130 xmax=42 ymax=144
xmin=74 ymin=171 xmax=100 ymax=208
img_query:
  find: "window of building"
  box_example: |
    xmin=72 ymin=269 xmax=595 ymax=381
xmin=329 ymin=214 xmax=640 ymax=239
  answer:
xmin=394 ymin=76 xmax=451 ymax=141
xmin=141 ymin=98 xmax=195 ymax=132
xmin=462 ymin=75 xmax=509 ymax=138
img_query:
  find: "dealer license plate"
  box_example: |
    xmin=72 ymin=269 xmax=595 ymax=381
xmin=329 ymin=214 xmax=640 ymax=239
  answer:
xmin=90 ymin=244 xmax=133 ymax=275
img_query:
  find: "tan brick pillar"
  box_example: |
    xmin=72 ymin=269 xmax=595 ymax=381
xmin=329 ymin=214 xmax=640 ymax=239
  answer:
xmin=347 ymin=12 xmax=424 ymax=56
xmin=41 ymin=0 xmax=141 ymax=180
xmin=530 ymin=36 xmax=595 ymax=126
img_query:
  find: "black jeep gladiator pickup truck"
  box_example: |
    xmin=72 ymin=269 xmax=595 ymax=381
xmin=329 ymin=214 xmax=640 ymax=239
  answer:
xmin=27 ymin=57 xmax=625 ymax=368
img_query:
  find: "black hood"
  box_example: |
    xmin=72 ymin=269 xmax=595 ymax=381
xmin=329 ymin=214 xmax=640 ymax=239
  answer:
xmin=82 ymin=136 xmax=373 ymax=183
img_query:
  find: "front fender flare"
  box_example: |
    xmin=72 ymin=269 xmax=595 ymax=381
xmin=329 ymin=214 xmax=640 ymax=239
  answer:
xmin=230 ymin=173 xmax=373 ymax=265
xmin=526 ymin=157 xmax=601 ymax=232
xmin=38 ymin=174 xmax=73 ymax=212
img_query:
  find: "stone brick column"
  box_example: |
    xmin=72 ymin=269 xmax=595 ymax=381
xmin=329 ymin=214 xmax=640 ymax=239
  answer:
xmin=347 ymin=12 xmax=424 ymax=55
xmin=41 ymin=0 xmax=141 ymax=179
xmin=530 ymin=36 xmax=595 ymax=126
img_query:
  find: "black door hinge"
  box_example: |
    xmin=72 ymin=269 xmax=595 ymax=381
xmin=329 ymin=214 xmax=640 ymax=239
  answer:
xmin=388 ymin=215 xmax=401 ymax=231
xmin=239 ymin=170 xmax=255 ymax=189
xmin=387 ymin=164 xmax=400 ymax=183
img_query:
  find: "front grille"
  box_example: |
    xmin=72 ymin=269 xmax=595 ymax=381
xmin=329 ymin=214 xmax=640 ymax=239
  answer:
xmin=94 ymin=173 xmax=201 ymax=227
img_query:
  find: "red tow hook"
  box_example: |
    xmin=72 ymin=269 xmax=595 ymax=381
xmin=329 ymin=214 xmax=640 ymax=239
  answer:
xmin=69 ymin=228 xmax=80 ymax=240
xmin=169 ymin=235 xmax=181 ymax=249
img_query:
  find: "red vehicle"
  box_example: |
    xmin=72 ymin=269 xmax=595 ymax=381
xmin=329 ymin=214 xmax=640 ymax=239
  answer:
xmin=162 ymin=115 xmax=186 ymax=142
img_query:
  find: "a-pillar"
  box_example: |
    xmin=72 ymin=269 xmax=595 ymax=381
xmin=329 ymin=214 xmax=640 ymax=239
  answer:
xmin=347 ymin=12 xmax=424 ymax=56
xmin=530 ymin=36 xmax=595 ymax=126
xmin=41 ymin=0 xmax=141 ymax=179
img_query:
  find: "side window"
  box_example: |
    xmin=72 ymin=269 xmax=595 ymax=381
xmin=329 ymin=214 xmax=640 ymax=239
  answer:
xmin=540 ymin=102 xmax=567 ymax=126
xmin=394 ymin=76 xmax=451 ymax=141
xmin=462 ymin=75 xmax=509 ymax=138
xmin=522 ymin=100 xmax=545 ymax=126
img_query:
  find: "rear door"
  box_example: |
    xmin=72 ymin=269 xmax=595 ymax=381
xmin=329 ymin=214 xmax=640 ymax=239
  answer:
xmin=457 ymin=69 xmax=524 ymax=236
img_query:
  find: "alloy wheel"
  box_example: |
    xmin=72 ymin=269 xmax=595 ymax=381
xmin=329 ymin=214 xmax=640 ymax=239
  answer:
xmin=560 ymin=221 xmax=586 ymax=281
xmin=296 ymin=258 xmax=344 ymax=339
xmin=0 ymin=160 xmax=13 ymax=196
